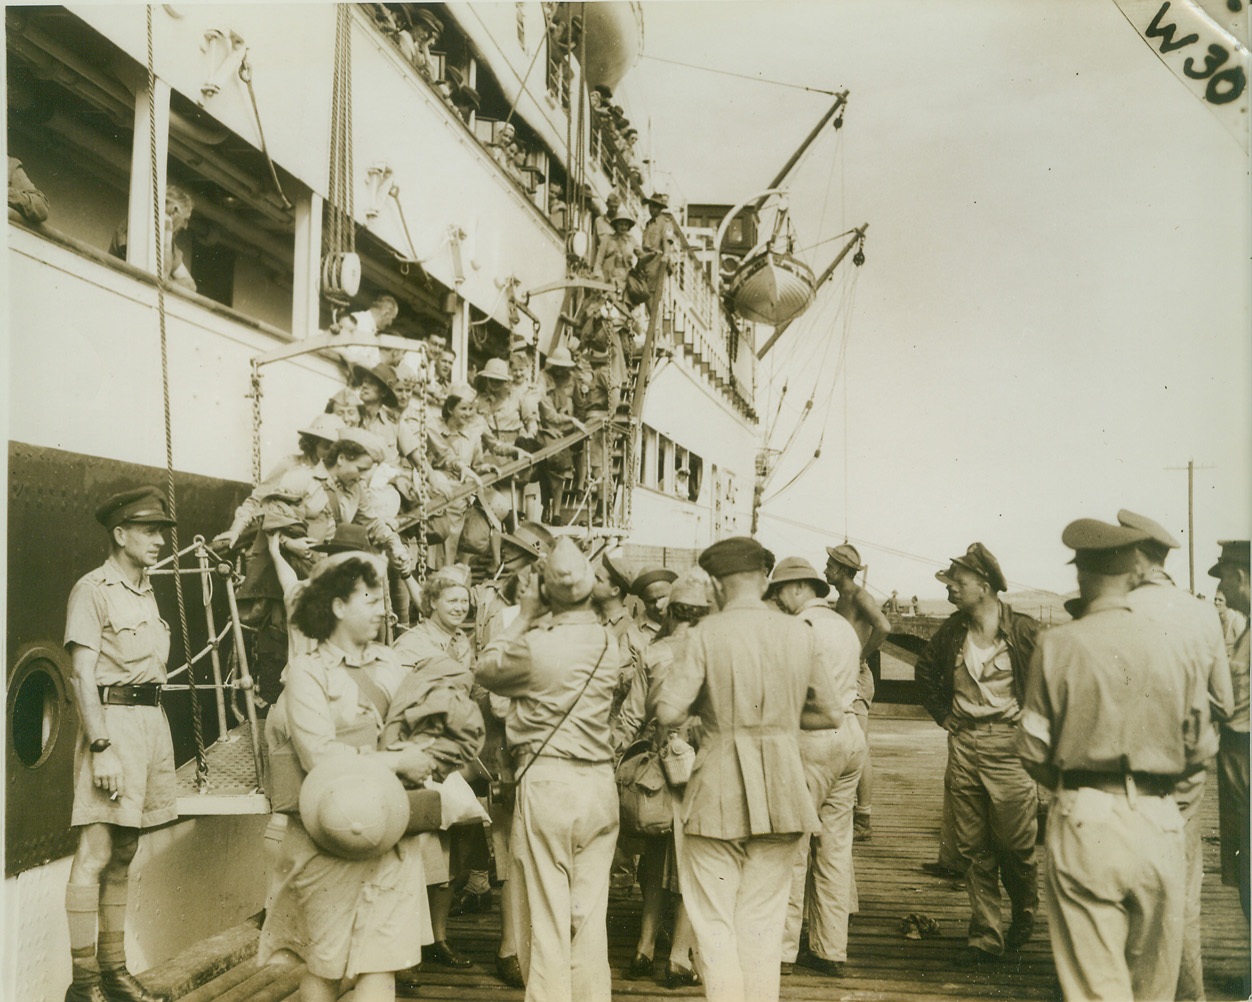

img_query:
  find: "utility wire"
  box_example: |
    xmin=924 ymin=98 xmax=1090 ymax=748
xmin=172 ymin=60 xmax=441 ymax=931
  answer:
xmin=640 ymin=53 xmax=841 ymax=95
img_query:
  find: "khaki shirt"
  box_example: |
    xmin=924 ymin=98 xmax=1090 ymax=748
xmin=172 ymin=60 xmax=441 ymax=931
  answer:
xmin=1128 ymin=571 xmax=1233 ymax=729
xmin=798 ymin=598 xmax=861 ymax=713
xmin=1018 ymin=595 xmax=1216 ymax=785
xmin=393 ymin=618 xmax=473 ymax=678
xmin=268 ymin=640 xmax=408 ymax=773
xmin=653 ymin=601 xmax=840 ymax=839
xmin=64 ymin=558 xmax=170 ymax=685
xmin=1229 ymin=628 xmax=1249 ymax=733
xmin=477 ymin=609 xmax=621 ymax=763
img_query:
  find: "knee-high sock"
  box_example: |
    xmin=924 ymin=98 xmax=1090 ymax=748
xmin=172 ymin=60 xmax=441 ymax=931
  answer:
xmin=97 ymin=878 xmax=129 ymax=969
xmin=66 ymin=883 xmax=100 ymax=983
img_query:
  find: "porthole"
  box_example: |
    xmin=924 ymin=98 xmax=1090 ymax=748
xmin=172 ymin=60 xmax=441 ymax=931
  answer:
xmin=9 ymin=658 xmax=64 ymax=769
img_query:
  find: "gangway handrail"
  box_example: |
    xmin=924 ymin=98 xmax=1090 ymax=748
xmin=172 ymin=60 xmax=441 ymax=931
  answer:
xmin=394 ymin=416 xmax=609 ymax=534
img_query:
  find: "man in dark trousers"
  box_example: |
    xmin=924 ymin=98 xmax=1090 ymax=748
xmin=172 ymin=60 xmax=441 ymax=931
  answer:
xmin=63 ymin=488 xmax=178 ymax=1002
xmin=914 ymin=542 xmax=1042 ymax=964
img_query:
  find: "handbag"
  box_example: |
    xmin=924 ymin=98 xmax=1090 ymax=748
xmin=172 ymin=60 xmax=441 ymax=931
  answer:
xmin=616 ymin=738 xmax=673 ymax=837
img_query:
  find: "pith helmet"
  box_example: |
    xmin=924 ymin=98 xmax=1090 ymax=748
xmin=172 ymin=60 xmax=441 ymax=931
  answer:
xmin=299 ymin=755 xmax=409 ymax=860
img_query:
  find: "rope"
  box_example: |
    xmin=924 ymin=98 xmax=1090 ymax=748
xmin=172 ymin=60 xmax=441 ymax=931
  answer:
xmin=147 ymin=5 xmax=207 ymax=788
xmin=239 ymin=52 xmax=293 ymax=211
xmin=639 ymin=53 xmax=841 ymax=96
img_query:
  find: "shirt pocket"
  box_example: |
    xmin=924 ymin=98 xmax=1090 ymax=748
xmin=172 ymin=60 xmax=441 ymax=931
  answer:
xmin=107 ymin=604 xmax=170 ymax=667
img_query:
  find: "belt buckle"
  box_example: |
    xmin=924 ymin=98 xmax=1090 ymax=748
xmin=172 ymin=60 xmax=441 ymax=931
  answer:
xmin=101 ymin=685 xmax=114 ymax=705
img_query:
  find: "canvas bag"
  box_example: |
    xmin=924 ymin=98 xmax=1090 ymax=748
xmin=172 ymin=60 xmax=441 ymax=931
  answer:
xmin=616 ymin=738 xmax=673 ymax=837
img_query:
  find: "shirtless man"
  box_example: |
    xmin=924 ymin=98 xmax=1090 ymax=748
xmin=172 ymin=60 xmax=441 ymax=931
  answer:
xmin=825 ymin=544 xmax=890 ymax=840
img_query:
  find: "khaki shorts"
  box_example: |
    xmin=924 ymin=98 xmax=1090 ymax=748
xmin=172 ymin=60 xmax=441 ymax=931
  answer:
xmin=72 ymin=705 xmax=177 ymax=829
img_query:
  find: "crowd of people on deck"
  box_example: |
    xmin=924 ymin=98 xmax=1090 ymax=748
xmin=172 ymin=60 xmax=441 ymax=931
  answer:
xmin=57 ymin=458 xmax=1252 ymax=1002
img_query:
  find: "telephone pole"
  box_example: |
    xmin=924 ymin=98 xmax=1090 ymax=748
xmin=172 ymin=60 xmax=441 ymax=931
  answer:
xmin=1166 ymin=460 xmax=1215 ymax=594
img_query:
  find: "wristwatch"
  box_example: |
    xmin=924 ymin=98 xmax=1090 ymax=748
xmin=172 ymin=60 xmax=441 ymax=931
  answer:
xmin=89 ymin=738 xmax=112 ymax=754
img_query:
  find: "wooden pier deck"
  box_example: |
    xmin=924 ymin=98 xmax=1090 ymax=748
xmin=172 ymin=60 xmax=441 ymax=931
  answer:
xmin=154 ymin=711 xmax=1250 ymax=1001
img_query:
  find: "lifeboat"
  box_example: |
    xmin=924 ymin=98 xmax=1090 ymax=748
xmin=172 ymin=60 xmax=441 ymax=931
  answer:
xmin=554 ymin=2 xmax=644 ymax=94
xmin=727 ymin=250 xmax=816 ymax=326
xmin=726 ymin=204 xmax=816 ymax=326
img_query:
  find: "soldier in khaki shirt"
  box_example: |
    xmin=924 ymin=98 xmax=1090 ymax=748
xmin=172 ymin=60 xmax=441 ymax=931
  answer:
xmin=651 ymin=537 xmax=842 ymax=1002
xmin=63 ymin=488 xmax=178 ymax=1002
xmin=1018 ymin=519 xmax=1215 ymax=1001
xmin=478 ymin=538 xmax=624 ymax=1002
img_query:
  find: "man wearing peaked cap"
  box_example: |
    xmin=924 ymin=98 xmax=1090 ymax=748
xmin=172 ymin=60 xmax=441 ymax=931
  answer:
xmin=1118 ymin=512 xmax=1233 ymax=997
xmin=1209 ymin=539 xmax=1252 ymax=925
xmin=477 ymin=534 xmax=624 ymax=1001
xmin=651 ymin=537 xmax=843 ymax=1002
xmin=768 ymin=557 xmax=865 ymax=978
xmin=824 ymin=543 xmax=890 ymax=843
xmin=914 ymin=541 xmax=1042 ymax=965
xmin=1017 ymin=519 xmax=1219 ymax=1000
xmin=62 ymin=489 xmax=179 ymax=1002
xmin=632 ymin=566 xmax=677 ymax=639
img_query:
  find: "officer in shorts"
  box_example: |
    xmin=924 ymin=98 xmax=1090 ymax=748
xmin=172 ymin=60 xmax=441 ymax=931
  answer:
xmin=63 ymin=487 xmax=178 ymax=1002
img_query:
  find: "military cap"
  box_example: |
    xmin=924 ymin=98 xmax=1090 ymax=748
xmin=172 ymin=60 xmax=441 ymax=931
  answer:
xmin=669 ymin=568 xmax=713 ymax=608
xmin=1061 ymin=519 xmax=1150 ymax=574
xmin=1208 ymin=540 xmax=1251 ymax=577
xmin=825 ymin=543 xmax=864 ymax=572
xmin=644 ymin=192 xmax=669 ymax=208
xmin=766 ymin=556 xmax=830 ymax=599
xmin=631 ymin=566 xmax=678 ymax=597
xmin=762 ymin=547 xmax=777 ymax=574
xmin=698 ymin=536 xmax=770 ymax=578
xmin=413 ymin=8 xmax=443 ymax=36
xmin=935 ymin=542 xmax=1008 ymax=593
xmin=328 ymin=386 xmax=362 ymax=409
xmin=392 ymin=362 xmax=421 ymax=388
xmin=600 ymin=548 xmax=635 ymax=595
xmin=476 ymin=358 xmax=511 ymax=382
xmin=311 ymin=523 xmax=376 ymax=554
xmin=453 ymin=86 xmax=481 ymax=112
xmin=1117 ymin=509 xmax=1180 ymax=550
xmin=428 ymin=563 xmax=472 ymax=590
xmin=545 ymin=345 xmax=576 ymax=368
xmin=299 ymin=413 xmax=346 ymax=442
xmin=542 ymin=537 xmax=595 ymax=605
xmin=499 ymin=521 xmax=556 ymax=561
xmin=446 ymin=382 xmax=477 ymax=406
xmin=351 ymin=362 xmax=400 ymax=409
xmin=337 ymin=427 xmax=386 ymax=464
xmin=95 ymin=487 xmax=177 ymax=531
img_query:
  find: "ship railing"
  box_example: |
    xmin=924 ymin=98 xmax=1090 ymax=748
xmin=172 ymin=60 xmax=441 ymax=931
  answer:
xmin=149 ymin=535 xmax=267 ymax=807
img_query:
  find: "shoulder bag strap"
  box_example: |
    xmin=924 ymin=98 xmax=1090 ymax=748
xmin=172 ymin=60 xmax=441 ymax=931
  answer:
xmin=514 ymin=629 xmax=611 ymax=786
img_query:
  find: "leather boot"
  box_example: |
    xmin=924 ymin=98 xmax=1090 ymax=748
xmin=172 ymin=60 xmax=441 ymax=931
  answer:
xmin=98 ymin=969 xmax=170 ymax=1002
xmin=64 ymin=985 xmax=111 ymax=1002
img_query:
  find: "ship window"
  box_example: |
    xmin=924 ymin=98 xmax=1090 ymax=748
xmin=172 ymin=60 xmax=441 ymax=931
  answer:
xmin=656 ymin=435 xmax=672 ymax=492
xmin=6 ymin=15 xmax=134 ymax=249
xmin=687 ymin=453 xmax=703 ymax=502
xmin=10 ymin=662 xmax=61 ymax=769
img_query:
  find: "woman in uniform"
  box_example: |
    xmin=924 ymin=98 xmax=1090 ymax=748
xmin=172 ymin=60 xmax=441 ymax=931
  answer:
xmin=259 ymin=554 xmax=434 ymax=1002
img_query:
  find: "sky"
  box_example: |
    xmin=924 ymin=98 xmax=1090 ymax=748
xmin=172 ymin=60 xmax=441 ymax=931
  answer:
xmin=620 ymin=0 xmax=1251 ymax=599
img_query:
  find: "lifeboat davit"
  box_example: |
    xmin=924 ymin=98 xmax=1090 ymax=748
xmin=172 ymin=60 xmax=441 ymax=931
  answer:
xmin=555 ymin=3 xmax=644 ymax=94
xmin=727 ymin=250 xmax=816 ymax=326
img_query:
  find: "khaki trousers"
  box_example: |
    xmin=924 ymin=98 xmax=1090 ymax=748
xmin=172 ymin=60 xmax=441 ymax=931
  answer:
xmin=509 ymin=758 xmax=618 ymax=1002
xmin=679 ymin=832 xmax=800 ymax=1002
xmin=1046 ymin=786 xmax=1184 ymax=1001
xmin=782 ymin=721 xmax=866 ymax=963
xmin=947 ymin=722 xmax=1038 ymax=953
xmin=1173 ymin=770 xmax=1208 ymax=1001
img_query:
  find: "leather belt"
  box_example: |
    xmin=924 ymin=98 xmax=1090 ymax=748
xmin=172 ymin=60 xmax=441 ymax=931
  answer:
xmin=99 ymin=684 xmax=163 ymax=707
xmin=1061 ymin=770 xmax=1175 ymax=797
